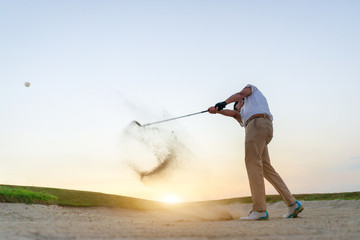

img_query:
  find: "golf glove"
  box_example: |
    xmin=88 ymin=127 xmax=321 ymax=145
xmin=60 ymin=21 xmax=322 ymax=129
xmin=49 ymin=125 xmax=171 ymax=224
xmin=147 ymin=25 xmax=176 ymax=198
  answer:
xmin=215 ymin=101 xmax=227 ymax=111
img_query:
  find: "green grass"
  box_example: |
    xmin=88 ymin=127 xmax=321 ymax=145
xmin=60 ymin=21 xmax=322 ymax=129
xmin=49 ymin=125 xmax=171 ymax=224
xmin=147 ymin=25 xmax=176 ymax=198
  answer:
xmin=0 ymin=186 xmax=57 ymax=205
xmin=0 ymin=185 xmax=166 ymax=210
xmin=1 ymin=184 xmax=359 ymax=210
xmin=194 ymin=191 xmax=360 ymax=206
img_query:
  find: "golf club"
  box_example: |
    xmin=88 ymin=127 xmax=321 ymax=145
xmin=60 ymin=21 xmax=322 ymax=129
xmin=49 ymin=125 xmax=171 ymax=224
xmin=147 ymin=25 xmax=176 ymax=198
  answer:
xmin=134 ymin=110 xmax=208 ymax=127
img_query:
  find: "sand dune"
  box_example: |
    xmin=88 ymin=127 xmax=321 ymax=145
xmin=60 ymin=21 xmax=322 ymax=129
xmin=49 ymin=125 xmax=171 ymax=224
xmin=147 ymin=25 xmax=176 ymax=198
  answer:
xmin=0 ymin=200 xmax=359 ymax=239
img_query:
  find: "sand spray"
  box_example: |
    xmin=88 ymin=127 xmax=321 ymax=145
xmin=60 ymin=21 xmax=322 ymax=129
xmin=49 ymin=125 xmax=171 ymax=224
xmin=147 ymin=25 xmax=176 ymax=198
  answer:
xmin=121 ymin=121 xmax=190 ymax=182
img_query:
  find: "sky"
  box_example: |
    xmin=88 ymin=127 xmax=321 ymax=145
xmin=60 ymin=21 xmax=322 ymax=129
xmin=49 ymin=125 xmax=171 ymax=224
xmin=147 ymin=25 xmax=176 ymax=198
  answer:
xmin=1 ymin=0 xmax=359 ymax=202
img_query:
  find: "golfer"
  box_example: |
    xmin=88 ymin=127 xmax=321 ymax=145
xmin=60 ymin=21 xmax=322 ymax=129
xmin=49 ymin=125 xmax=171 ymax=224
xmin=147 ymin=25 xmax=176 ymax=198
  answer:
xmin=209 ymin=84 xmax=303 ymax=220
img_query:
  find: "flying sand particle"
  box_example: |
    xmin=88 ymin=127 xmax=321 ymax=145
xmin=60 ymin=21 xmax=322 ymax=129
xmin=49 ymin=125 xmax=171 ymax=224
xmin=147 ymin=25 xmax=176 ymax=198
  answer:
xmin=121 ymin=121 xmax=187 ymax=182
xmin=132 ymin=148 xmax=175 ymax=180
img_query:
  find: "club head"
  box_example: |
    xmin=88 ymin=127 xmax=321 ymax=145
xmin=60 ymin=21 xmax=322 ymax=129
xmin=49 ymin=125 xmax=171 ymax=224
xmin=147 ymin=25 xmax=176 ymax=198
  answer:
xmin=133 ymin=121 xmax=142 ymax=127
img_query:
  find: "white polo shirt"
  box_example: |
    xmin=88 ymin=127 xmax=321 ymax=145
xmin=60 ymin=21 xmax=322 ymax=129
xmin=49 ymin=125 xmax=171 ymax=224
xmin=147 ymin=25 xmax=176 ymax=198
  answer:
xmin=240 ymin=84 xmax=273 ymax=127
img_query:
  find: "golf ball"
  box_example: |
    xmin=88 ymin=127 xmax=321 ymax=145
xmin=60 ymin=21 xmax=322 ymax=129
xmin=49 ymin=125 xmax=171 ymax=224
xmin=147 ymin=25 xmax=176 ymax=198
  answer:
xmin=24 ymin=82 xmax=31 ymax=87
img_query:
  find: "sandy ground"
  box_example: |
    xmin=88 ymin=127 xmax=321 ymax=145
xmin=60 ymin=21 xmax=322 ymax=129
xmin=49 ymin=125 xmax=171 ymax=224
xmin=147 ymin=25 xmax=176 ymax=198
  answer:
xmin=0 ymin=200 xmax=359 ymax=240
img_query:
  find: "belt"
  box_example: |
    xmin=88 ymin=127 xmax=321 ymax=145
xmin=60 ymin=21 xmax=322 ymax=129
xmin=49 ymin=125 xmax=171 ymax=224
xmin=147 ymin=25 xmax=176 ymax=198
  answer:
xmin=245 ymin=114 xmax=271 ymax=127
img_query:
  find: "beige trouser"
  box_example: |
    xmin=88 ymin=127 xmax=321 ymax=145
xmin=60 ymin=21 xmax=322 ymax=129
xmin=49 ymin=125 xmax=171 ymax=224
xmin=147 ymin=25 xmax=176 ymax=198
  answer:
xmin=245 ymin=117 xmax=296 ymax=211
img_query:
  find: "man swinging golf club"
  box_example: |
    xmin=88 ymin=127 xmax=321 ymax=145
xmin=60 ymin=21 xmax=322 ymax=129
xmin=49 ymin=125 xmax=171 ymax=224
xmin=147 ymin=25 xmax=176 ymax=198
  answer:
xmin=209 ymin=84 xmax=303 ymax=220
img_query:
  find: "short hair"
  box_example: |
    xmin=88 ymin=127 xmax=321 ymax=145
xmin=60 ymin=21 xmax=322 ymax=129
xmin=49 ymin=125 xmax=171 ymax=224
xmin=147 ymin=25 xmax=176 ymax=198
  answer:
xmin=233 ymin=101 xmax=239 ymax=110
xmin=233 ymin=98 xmax=245 ymax=110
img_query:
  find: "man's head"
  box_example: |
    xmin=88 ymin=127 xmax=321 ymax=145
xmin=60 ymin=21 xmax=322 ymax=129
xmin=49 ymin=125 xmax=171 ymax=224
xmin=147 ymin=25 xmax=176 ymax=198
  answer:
xmin=233 ymin=98 xmax=245 ymax=112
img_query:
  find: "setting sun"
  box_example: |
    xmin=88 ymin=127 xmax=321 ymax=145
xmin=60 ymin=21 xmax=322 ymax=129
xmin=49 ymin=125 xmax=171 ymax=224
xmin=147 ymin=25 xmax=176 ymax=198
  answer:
xmin=160 ymin=195 xmax=182 ymax=203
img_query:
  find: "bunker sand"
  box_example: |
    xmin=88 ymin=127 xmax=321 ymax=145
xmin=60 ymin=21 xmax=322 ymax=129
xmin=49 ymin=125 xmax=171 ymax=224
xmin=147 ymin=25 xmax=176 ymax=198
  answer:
xmin=0 ymin=200 xmax=359 ymax=239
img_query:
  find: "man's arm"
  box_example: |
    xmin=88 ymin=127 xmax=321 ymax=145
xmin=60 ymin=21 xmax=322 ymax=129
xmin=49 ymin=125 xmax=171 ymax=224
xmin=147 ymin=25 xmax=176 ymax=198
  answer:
xmin=224 ymin=86 xmax=252 ymax=105
xmin=208 ymin=107 xmax=242 ymax=123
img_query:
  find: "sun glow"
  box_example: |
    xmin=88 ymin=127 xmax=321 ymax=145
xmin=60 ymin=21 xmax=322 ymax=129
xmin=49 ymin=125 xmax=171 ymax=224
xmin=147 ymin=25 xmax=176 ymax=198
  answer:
xmin=160 ymin=195 xmax=182 ymax=203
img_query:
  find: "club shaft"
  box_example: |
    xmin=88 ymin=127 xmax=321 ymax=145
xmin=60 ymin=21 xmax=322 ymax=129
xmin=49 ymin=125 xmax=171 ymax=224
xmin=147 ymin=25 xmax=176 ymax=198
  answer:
xmin=141 ymin=110 xmax=208 ymax=127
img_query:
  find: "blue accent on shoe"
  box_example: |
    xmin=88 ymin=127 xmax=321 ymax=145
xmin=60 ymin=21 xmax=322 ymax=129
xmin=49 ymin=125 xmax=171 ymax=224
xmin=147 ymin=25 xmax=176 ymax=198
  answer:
xmin=295 ymin=201 xmax=302 ymax=211
xmin=287 ymin=201 xmax=304 ymax=218
xmin=259 ymin=210 xmax=269 ymax=220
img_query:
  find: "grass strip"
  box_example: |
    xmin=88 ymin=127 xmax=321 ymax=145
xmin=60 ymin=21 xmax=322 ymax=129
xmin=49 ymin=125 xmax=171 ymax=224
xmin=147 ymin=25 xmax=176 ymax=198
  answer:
xmin=1 ymin=185 xmax=359 ymax=209
xmin=197 ymin=191 xmax=360 ymax=206
xmin=0 ymin=185 xmax=164 ymax=210
xmin=0 ymin=186 xmax=57 ymax=205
